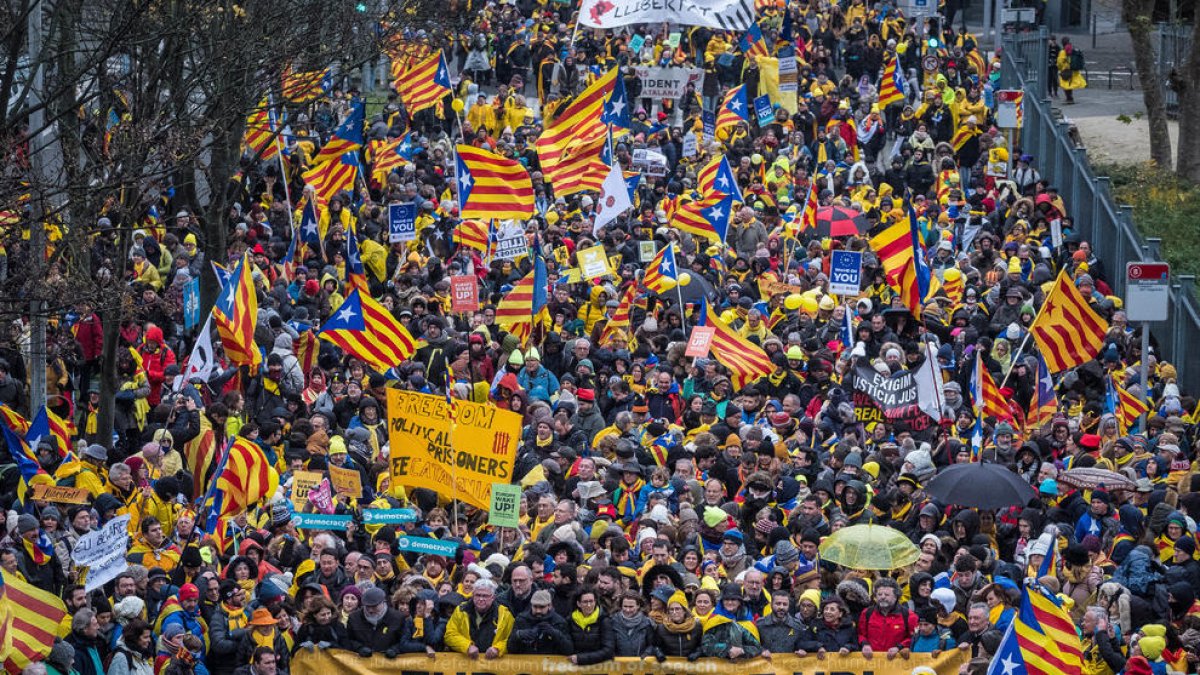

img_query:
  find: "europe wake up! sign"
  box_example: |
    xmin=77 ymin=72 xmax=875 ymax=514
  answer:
xmin=386 ymin=389 xmax=521 ymax=510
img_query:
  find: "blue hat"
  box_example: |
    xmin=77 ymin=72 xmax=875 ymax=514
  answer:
xmin=1039 ymin=478 xmax=1059 ymax=495
xmin=722 ymin=529 xmax=743 ymax=544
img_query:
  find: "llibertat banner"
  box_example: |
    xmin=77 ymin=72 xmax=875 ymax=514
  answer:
xmin=578 ymin=0 xmax=755 ymax=32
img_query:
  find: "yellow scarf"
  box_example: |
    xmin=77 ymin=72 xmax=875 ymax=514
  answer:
xmin=252 ymin=628 xmax=276 ymax=651
xmin=222 ymin=604 xmax=248 ymax=631
xmin=571 ymin=608 xmax=600 ymax=630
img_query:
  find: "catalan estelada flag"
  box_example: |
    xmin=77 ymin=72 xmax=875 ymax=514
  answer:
xmin=1029 ymin=271 xmax=1109 ymax=373
xmin=243 ymin=100 xmax=280 ymax=161
xmin=1113 ymin=376 xmax=1149 ymax=434
xmin=455 ymin=145 xmax=535 ymax=220
xmin=795 ymin=180 xmax=819 ymax=234
xmin=312 ymin=100 xmax=365 ymax=165
xmin=642 ymin=244 xmax=678 ymax=295
xmin=212 ymin=253 xmax=261 ymax=368
xmin=369 ymin=133 xmax=415 ymax=183
xmin=209 ymin=437 xmax=280 ymax=525
xmin=672 ymin=194 xmax=734 ymax=244
xmin=974 ymin=351 xmax=1011 ymax=422
xmin=345 ymin=225 xmax=369 ymax=293
xmin=303 ymin=151 xmax=359 ymax=209
xmin=1 ymin=571 xmax=69 ymax=674
xmin=282 ymin=68 xmax=330 ymax=103
xmin=599 ymin=285 xmax=636 ymax=347
xmin=878 ymin=53 xmax=907 ymax=108
xmin=1028 ymin=353 xmax=1058 ymax=430
xmin=739 ymin=23 xmax=770 ymax=59
xmin=399 ymin=50 xmax=452 ymax=114
xmin=535 ymin=68 xmax=616 ymax=196
xmin=495 ymin=252 xmax=549 ymax=346
xmin=0 ymin=405 xmax=29 ymax=435
xmin=941 ymin=267 xmax=964 ymax=305
xmin=319 ymin=289 xmax=418 ymax=372
xmin=987 ymin=580 xmax=1083 ymax=675
xmin=697 ymin=155 xmax=744 ymax=202
xmin=716 ymin=85 xmax=750 ymax=135
xmin=697 ymin=298 xmax=773 ymax=389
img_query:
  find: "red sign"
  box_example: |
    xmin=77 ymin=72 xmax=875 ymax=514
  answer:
xmin=685 ymin=326 xmax=716 ymax=357
xmin=450 ymin=276 xmax=479 ymax=313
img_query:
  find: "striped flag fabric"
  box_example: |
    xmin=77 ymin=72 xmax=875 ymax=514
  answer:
xmin=211 ymin=437 xmax=279 ymax=522
xmin=319 ymin=289 xmax=418 ymax=372
xmin=243 ymin=100 xmax=280 ymax=161
xmin=0 ymin=571 xmax=68 ymax=674
xmin=987 ymin=580 xmax=1083 ymax=675
xmin=697 ymin=299 xmax=773 ymax=389
xmin=697 ymin=155 xmax=743 ymax=201
xmin=294 ymin=329 xmax=319 ymax=376
xmin=1029 ymin=272 xmax=1110 ymax=373
xmin=312 ymin=100 xmax=365 ymax=165
xmin=535 ymin=68 xmax=617 ymax=196
xmin=599 ymin=285 xmax=636 ymax=346
xmin=951 ymin=124 xmax=982 ymax=152
xmin=399 ymin=50 xmax=452 ymax=114
xmin=455 ymin=145 xmax=535 ymax=220
xmin=1114 ymin=377 xmax=1149 ymax=434
xmin=1028 ymin=353 xmax=1058 ymax=430
xmin=795 ymin=180 xmax=819 ymax=234
xmin=941 ymin=267 xmax=964 ymax=304
xmin=280 ymin=221 xmax=299 ymax=283
xmin=212 ymin=253 xmax=261 ymax=368
xmin=974 ymin=351 xmax=1011 ymax=422
xmin=716 ymin=85 xmax=750 ymax=134
xmin=0 ymin=405 xmax=28 ymax=436
xmin=495 ymin=254 xmax=549 ymax=346
xmin=878 ymin=53 xmax=907 ymax=108
xmin=345 ymin=226 xmax=369 ymax=293
xmin=453 ymin=219 xmax=490 ymax=251
xmin=739 ymin=23 xmax=770 ymax=59
xmin=672 ymin=194 xmax=733 ymax=244
xmin=642 ymin=244 xmax=678 ymax=295
xmin=282 ymin=68 xmax=330 ymax=103
xmin=369 ymin=133 xmax=415 ymax=182
xmin=303 ymin=151 xmax=359 ymax=209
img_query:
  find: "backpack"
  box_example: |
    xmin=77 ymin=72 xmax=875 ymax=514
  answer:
xmin=1069 ymin=50 xmax=1084 ymax=71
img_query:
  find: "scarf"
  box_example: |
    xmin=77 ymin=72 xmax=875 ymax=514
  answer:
xmin=615 ymin=479 xmax=645 ymax=519
xmin=222 ymin=603 xmax=248 ymax=631
xmin=252 ymin=627 xmax=276 ymax=651
xmin=23 ymin=535 xmax=52 ymax=566
xmin=664 ymin=610 xmax=696 ymax=634
xmin=571 ymin=608 xmax=600 ymax=630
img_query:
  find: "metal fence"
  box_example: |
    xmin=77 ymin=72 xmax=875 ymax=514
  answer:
xmin=1001 ymin=28 xmax=1200 ymax=383
xmin=1158 ymin=23 xmax=1192 ymax=116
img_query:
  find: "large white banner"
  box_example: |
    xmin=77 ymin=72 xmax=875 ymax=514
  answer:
xmin=579 ymin=0 xmax=755 ymax=31
xmin=632 ymin=67 xmax=705 ymax=99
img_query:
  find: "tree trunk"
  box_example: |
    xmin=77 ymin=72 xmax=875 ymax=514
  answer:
xmin=1124 ymin=1 xmax=1174 ymax=170
xmin=1175 ymin=19 xmax=1200 ymax=182
xmin=95 ymin=301 xmax=121 ymax=449
xmin=200 ymin=127 xmax=234 ymax=314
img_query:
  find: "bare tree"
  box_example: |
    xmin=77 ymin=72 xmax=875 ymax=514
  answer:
xmin=1122 ymin=0 xmax=1174 ymax=170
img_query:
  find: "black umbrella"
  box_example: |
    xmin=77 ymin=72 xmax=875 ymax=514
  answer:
xmin=924 ymin=462 xmax=1038 ymax=510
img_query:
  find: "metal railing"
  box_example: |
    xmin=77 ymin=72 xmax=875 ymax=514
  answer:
xmin=1158 ymin=23 xmax=1192 ymax=116
xmin=1001 ymin=28 xmax=1200 ymax=384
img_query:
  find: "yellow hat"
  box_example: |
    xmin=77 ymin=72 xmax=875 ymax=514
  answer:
xmin=1139 ymin=635 xmax=1165 ymax=661
xmin=1007 ymin=257 xmax=1022 ymax=274
xmin=700 ymin=576 xmax=720 ymax=591
xmin=862 ymin=461 xmax=879 ymax=479
xmin=546 ymin=210 xmax=560 ymax=225
xmin=184 ymin=233 xmax=197 ymax=246
xmin=329 ymin=436 xmax=347 ymax=455
xmin=799 ymin=588 xmax=821 ymax=608
xmin=819 ymin=296 xmax=836 ymax=311
xmin=668 ymin=590 xmax=690 ymax=609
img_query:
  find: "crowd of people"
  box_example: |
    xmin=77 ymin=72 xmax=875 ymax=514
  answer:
xmin=5 ymin=0 xmax=1187 ymax=674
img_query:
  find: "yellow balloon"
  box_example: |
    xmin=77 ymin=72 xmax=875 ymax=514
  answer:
xmin=451 ymin=99 xmax=465 ymax=113
xmin=943 ymin=267 xmax=962 ymax=281
xmin=784 ymin=294 xmax=803 ymax=311
xmin=677 ymin=272 xmax=692 ymax=287
xmin=657 ymin=277 xmax=678 ymax=291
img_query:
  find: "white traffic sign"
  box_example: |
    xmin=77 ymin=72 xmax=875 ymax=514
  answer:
xmin=1125 ymin=262 xmax=1169 ymax=322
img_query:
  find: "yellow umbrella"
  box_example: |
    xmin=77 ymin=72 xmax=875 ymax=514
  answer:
xmin=818 ymin=524 xmax=921 ymax=570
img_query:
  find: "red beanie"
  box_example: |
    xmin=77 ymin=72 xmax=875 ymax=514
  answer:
xmin=179 ymin=583 xmax=200 ymax=601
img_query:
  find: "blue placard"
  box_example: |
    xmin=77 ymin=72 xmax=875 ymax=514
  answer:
xmin=362 ymin=508 xmax=420 ymax=524
xmin=388 ymin=203 xmax=417 ymax=243
xmin=702 ymin=110 xmax=716 ymax=138
xmin=829 ymin=250 xmax=863 ymax=296
xmin=395 ymin=535 xmax=459 ymax=556
xmin=183 ymin=277 xmax=201 ymax=330
xmin=291 ymin=513 xmax=353 ymax=530
xmin=754 ymin=95 xmax=774 ymax=126
xmin=628 ymin=34 xmax=645 ymax=54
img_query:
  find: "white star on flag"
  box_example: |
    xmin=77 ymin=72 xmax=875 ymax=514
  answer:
xmin=707 ymin=206 xmax=724 ymax=220
xmin=459 ymin=172 xmax=472 ymax=191
xmin=999 ymin=655 xmax=1018 ymax=675
xmin=303 ymin=220 xmax=318 ymax=237
xmin=337 ymin=305 xmax=357 ymax=323
xmin=730 ymin=99 xmax=743 ymax=111
xmin=716 ymin=174 xmax=730 ymax=188
xmin=661 ymin=259 xmax=672 ymax=273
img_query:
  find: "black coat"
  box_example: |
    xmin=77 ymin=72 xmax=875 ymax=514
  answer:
xmin=650 ymin=621 xmax=704 ymax=658
xmin=566 ymin=613 xmax=615 ymax=665
xmin=507 ymin=610 xmax=573 ymax=655
xmin=293 ymin=620 xmax=347 ymax=650
xmin=344 ymin=607 xmax=405 ymax=653
xmin=803 ymin=617 xmax=860 ymax=652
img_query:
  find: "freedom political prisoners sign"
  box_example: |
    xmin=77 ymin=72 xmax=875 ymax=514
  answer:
xmin=387 ymin=390 xmax=521 ymax=510
xmin=293 ymin=646 xmax=969 ymax=675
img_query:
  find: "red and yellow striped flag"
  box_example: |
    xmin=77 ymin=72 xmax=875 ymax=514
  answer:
xmin=319 ymin=289 xmax=418 ymax=373
xmin=878 ymin=53 xmax=907 ymax=108
xmin=455 ymin=145 xmax=535 ymax=220
xmin=242 ymin=101 xmax=279 ymax=162
xmin=535 ymin=68 xmax=616 ymax=196
xmin=282 ymin=68 xmax=328 ymax=103
xmin=303 ymin=152 xmax=359 ymax=209
xmin=1 ymin=571 xmax=68 ymax=674
xmin=1115 ymin=378 xmax=1149 ymax=434
xmin=974 ymin=351 xmax=1011 ymax=422
xmin=214 ymin=437 xmax=280 ymax=519
xmin=1029 ymin=272 xmax=1110 ymax=373
xmin=697 ymin=299 xmax=773 ymax=389
xmin=599 ymin=285 xmax=636 ymax=346
xmin=398 ymin=50 xmax=452 ymax=114
xmin=941 ymin=268 xmax=964 ymax=305
xmin=453 ymin=219 xmax=490 ymax=252
xmin=212 ymin=253 xmax=261 ymax=368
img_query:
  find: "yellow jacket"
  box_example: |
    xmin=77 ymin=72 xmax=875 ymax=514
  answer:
xmin=444 ymin=602 xmax=513 ymax=656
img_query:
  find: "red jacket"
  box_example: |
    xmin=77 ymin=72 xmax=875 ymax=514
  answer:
xmin=857 ymin=605 xmax=918 ymax=651
xmin=74 ymin=313 xmax=103 ymax=361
